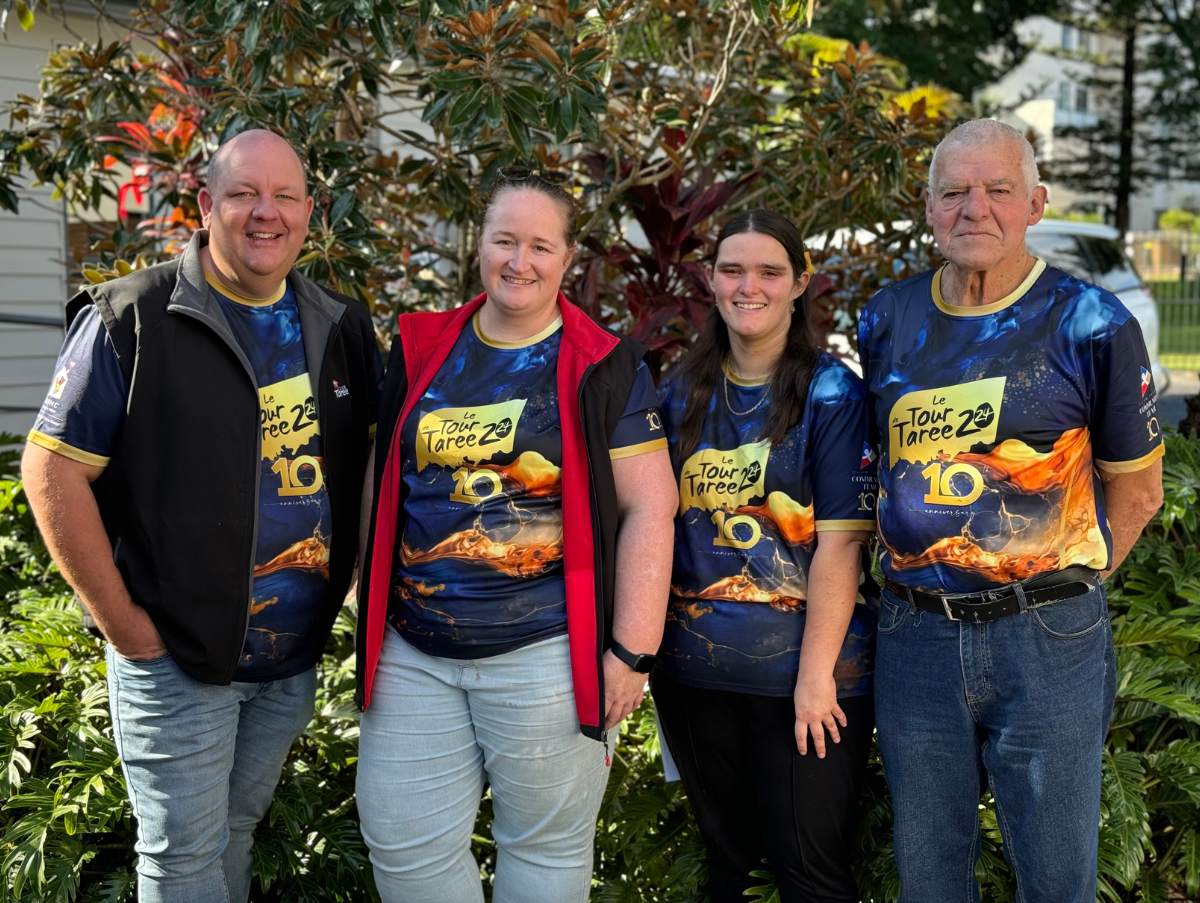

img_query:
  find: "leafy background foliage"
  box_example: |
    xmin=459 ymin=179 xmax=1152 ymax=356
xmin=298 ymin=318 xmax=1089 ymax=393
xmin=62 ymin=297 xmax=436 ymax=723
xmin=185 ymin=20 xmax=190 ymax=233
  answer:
xmin=0 ymin=0 xmax=952 ymax=345
xmin=2 ymin=431 xmax=1199 ymax=901
xmin=2 ymin=1 xmax=1198 ymax=900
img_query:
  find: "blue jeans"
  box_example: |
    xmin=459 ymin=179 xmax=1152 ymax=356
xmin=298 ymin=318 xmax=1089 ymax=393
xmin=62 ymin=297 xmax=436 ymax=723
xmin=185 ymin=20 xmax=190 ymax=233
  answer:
xmin=105 ymin=647 xmax=317 ymax=902
xmin=357 ymin=629 xmax=612 ymax=903
xmin=874 ymin=581 xmax=1116 ymax=903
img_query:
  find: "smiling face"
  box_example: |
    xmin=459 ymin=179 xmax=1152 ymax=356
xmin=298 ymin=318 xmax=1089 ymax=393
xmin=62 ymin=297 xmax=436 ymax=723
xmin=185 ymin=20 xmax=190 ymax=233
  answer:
xmin=478 ymin=188 xmax=574 ymax=323
xmin=198 ymin=131 xmax=314 ymax=297
xmin=708 ymin=231 xmax=809 ymax=346
xmin=926 ymin=140 xmax=1048 ymax=273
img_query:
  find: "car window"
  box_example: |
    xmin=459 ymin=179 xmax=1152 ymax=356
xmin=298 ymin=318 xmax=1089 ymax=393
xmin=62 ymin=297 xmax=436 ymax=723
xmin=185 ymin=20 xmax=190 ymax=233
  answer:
xmin=1024 ymin=232 xmax=1093 ymax=282
xmin=1078 ymin=236 xmax=1142 ymax=293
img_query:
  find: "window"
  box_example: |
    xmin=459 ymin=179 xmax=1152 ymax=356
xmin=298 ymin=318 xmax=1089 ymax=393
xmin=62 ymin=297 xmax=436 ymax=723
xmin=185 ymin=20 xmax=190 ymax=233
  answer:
xmin=1025 ymin=232 xmax=1092 ymax=282
xmin=1075 ymin=86 xmax=1089 ymax=113
xmin=1058 ymin=81 xmax=1072 ymax=110
xmin=1061 ymin=25 xmax=1074 ymax=50
xmin=1080 ymin=236 xmax=1141 ymax=293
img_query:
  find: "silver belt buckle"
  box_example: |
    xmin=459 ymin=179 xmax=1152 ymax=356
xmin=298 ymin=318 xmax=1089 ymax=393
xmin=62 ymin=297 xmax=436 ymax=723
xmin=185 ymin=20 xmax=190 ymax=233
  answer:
xmin=941 ymin=596 xmax=960 ymax=621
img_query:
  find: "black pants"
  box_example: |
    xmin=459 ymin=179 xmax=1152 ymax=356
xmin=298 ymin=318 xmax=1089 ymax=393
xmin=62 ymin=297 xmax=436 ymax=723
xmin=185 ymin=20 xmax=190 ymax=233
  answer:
xmin=651 ymin=673 xmax=874 ymax=903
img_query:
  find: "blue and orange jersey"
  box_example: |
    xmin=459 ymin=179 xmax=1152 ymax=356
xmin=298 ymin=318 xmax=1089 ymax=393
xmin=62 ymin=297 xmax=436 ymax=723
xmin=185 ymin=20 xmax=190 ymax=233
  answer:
xmin=656 ymin=354 xmax=879 ymax=698
xmin=857 ymin=260 xmax=1164 ymax=595
xmin=389 ymin=310 xmax=666 ymax=659
xmin=28 ymin=273 xmax=387 ymax=680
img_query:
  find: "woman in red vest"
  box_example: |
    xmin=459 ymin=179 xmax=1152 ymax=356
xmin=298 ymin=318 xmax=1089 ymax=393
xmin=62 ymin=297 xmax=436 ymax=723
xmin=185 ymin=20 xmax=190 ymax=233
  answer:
xmin=354 ymin=168 xmax=677 ymax=903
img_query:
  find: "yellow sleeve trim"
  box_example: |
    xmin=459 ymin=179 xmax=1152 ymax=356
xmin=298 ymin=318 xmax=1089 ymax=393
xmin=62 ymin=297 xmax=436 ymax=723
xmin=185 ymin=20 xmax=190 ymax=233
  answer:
xmin=609 ymin=437 xmax=669 ymax=460
xmin=27 ymin=430 xmax=111 ymax=468
xmin=1095 ymin=443 xmax=1165 ymax=474
xmin=368 ymin=423 xmax=377 ymax=437
xmin=815 ymin=518 xmax=876 ymax=532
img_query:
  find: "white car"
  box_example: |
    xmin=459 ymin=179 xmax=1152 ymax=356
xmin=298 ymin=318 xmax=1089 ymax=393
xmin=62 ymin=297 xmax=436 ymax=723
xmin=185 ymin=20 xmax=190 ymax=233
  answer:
xmin=1025 ymin=219 xmax=1170 ymax=392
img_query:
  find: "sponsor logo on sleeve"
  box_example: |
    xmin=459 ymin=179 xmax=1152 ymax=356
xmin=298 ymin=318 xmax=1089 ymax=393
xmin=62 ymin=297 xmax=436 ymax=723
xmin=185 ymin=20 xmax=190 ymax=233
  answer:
xmin=333 ymin=378 xmax=350 ymax=399
xmin=48 ymin=361 xmax=76 ymax=400
xmin=1140 ymin=367 xmax=1152 ymax=397
xmin=860 ymin=442 xmax=876 ymax=468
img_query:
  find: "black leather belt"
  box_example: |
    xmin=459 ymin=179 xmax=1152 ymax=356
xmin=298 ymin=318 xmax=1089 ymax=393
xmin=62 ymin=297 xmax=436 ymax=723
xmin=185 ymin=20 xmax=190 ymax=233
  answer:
xmin=884 ymin=566 xmax=1099 ymax=623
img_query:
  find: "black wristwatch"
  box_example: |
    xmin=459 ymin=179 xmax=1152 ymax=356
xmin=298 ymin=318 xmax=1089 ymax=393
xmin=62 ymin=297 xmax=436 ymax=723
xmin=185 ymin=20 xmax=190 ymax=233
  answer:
xmin=609 ymin=640 xmax=656 ymax=674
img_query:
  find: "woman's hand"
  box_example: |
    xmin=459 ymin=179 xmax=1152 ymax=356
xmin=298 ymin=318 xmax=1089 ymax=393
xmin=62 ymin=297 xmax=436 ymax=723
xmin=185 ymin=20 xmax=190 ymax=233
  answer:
xmin=793 ymin=670 xmax=846 ymax=758
xmin=603 ymin=650 xmax=647 ymax=730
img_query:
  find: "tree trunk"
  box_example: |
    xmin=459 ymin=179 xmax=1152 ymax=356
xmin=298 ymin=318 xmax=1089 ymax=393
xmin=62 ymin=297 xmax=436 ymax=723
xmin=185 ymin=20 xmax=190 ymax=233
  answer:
xmin=1115 ymin=22 xmax=1137 ymax=234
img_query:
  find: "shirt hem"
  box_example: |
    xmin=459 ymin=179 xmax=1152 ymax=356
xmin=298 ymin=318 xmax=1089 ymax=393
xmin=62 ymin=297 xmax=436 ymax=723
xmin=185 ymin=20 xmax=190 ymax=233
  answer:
xmin=653 ymin=663 xmax=873 ymax=699
xmin=233 ymin=658 xmax=318 ymax=684
xmin=815 ymin=518 xmax=876 ymax=532
xmin=27 ymin=430 xmax=111 ymax=468
xmin=1094 ymin=443 xmax=1165 ymax=474
xmin=387 ymin=619 xmax=569 ymax=660
xmin=609 ymin=437 xmax=668 ymax=460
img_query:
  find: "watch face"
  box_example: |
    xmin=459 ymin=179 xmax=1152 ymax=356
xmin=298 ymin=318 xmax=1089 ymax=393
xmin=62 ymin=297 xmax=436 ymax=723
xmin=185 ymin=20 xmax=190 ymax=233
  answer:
xmin=632 ymin=655 xmax=656 ymax=674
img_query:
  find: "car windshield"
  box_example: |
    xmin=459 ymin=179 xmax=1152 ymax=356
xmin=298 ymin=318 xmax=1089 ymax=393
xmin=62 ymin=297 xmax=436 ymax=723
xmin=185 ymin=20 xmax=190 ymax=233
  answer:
xmin=1025 ymin=231 xmax=1144 ymax=294
xmin=1024 ymin=232 xmax=1093 ymax=283
xmin=1079 ymin=236 xmax=1142 ymax=293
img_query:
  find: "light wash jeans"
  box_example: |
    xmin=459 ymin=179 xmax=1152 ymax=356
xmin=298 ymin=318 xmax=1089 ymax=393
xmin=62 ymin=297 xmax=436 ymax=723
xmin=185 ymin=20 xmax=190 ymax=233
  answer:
xmin=357 ymin=628 xmax=612 ymax=903
xmin=105 ymin=646 xmax=316 ymax=902
xmin=874 ymin=581 xmax=1116 ymax=903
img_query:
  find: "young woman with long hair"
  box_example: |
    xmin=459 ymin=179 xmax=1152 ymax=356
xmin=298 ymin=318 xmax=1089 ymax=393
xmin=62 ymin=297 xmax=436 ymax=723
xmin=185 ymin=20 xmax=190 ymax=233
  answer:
xmin=652 ymin=208 xmax=879 ymax=903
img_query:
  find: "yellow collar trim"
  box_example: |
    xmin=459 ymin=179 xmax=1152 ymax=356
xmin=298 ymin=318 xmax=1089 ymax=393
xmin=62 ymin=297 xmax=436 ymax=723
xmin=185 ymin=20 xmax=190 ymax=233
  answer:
xmin=472 ymin=309 xmax=563 ymax=349
xmin=722 ymin=359 xmax=770 ymax=387
xmin=932 ymin=259 xmax=1047 ymax=317
xmin=204 ymin=271 xmax=286 ymax=307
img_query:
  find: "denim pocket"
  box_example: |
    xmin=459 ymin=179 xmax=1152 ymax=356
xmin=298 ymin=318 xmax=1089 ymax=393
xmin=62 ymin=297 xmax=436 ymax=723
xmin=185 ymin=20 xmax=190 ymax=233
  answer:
xmin=1030 ymin=585 xmax=1107 ymax=639
xmin=877 ymin=594 xmax=912 ymax=635
xmin=111 ymin=648 xmax=172 ymax=666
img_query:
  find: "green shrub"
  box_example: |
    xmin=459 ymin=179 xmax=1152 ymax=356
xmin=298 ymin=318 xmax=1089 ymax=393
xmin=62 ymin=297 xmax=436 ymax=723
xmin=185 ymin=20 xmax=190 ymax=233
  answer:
xmin=3 ymin=431 xmax=1199 ymax=901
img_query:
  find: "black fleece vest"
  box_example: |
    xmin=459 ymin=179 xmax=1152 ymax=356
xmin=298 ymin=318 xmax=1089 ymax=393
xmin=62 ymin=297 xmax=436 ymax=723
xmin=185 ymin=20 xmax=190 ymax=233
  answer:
xmin=68 ymin=256 xmax=376 ymax=685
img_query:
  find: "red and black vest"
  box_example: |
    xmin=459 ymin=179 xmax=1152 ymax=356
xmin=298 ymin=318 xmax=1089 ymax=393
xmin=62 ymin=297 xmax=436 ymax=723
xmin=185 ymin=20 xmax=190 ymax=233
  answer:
xmin=355 ymin=292 xmax=647 ymax=742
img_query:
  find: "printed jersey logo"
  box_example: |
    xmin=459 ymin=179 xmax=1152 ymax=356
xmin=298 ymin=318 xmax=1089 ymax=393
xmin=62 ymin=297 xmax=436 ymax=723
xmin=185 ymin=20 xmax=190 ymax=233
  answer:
xmin=416 ymin=399 xmax=526 ymax=471
xmin=333 ymin=379 xmax=350 ymax=399
xmin=888 ymin=377 xmax=1005 ymax=466
xmin=1141 ymin=367 xmax=1152 ymax=397
xmin=49 ymin=361 xmax=76 ymax=399
xmin=260 ymin=373 xmax=323 ymax=497
xmin=861 ymin=442 xmax=876 ymax=468
xmin=679 ymin=441 xmax=770 ymax=513
xmin=887 ymin=377 xmax=1006 ymax=509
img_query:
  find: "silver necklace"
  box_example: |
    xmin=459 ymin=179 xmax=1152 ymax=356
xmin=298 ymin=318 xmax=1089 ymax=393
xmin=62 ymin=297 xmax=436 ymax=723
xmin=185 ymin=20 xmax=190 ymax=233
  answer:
xmin=723 ymin=371 xmax=770 ymax=416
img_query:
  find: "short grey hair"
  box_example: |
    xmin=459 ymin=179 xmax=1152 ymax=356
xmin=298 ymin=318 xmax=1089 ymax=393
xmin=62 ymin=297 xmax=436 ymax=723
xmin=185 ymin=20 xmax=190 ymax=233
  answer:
xmin=928 ymin=119 xmax=1040 ymax=198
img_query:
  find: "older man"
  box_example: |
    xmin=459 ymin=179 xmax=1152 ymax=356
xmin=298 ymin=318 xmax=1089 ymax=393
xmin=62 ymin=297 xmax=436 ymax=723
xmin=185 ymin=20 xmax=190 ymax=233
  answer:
xmin=22 ymin=130 xmax=382 ymax=901
xmin=857 ymin=119 xmax=1163 ymax=902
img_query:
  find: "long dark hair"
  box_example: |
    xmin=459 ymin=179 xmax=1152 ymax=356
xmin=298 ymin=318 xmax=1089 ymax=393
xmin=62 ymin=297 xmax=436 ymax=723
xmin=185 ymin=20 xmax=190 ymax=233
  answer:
xmin=673 ymin=208 xmax=820 ymax=463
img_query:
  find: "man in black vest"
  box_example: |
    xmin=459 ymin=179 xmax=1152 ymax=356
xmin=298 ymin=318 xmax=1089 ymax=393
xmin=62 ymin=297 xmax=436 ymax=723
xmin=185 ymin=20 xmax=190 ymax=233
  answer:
xmin=22 ymin=130 xmax=382 ymax=902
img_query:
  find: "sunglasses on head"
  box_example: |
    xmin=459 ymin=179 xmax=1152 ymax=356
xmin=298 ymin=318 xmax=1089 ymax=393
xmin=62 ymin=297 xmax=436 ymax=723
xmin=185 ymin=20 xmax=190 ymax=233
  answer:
xmin=497 ymin=165 xmax=571 ymax=187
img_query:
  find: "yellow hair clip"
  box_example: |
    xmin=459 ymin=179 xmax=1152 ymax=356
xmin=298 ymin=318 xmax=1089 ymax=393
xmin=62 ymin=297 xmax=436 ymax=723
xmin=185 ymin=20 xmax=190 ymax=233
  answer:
xmin=804 ymin=250 xmax=815 ymax=275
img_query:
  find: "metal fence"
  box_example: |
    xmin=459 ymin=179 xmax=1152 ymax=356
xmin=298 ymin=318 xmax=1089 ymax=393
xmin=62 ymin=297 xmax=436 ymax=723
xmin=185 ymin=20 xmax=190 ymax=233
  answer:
xmin=1154 ymin=295 xmax=1200 ymax=372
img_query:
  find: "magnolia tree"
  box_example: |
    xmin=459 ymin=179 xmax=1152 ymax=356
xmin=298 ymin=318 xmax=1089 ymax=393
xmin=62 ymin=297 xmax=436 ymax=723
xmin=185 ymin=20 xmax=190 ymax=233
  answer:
xmin=1 ymin=0 xmax=955 ymax=361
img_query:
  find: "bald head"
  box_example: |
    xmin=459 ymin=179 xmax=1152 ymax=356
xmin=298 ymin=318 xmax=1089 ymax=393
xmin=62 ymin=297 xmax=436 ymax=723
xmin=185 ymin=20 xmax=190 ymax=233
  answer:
xmin=198 ymin=128 xmax=315 ymax=299
xmin=206 ymin=130 xmax=308 ymax=198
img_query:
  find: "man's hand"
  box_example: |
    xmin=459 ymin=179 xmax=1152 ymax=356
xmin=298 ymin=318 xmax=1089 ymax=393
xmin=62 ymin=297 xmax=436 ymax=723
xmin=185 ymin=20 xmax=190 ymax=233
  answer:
xmin=105 ymin=603 xmax=167 ymax=662
xmin=22 ymin=443 xmax=167 ymax=662
xmin=603 ymin=650 xmax=647 ymax=730
xmin=793 ymin=671 xmax=846 ymax=758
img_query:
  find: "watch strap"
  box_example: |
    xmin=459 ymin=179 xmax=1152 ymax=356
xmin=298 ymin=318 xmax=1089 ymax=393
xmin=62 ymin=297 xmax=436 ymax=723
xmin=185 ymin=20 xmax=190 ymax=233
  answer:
xmin=610 ymin=640 xmax=656 ymax=673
